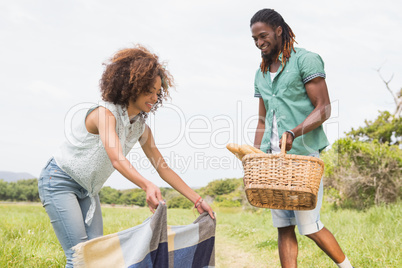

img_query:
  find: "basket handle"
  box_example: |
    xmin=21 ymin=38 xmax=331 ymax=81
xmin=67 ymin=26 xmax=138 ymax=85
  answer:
xmin=281 ymin=132 xmax=287 ymax=155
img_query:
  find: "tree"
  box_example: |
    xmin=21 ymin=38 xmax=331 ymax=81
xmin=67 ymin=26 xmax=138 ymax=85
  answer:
xmin=324 ymin=67 xmax=402 ymax=208
xmin=99 ymin=186 xmax=121 ymax=204
xmin=0 ymin=180 xmax=7 ymax=200
xmin=347 ymin=111 xmax=402 ymax=145
xmin=0 ymin=179 xmax=40 ymax=202
xmin=167 ymin=196 xmax=193 ymax=209
xmin=201 ymin=178 xmax=241 ymax=197
xmin=119 ymin=189 xmax=146 ymax=206
xmin=376 ymin=67 xmax=402 ymax=118
xmin=346 ymin=68 xmax=402 ymax=145
xmin=322 ymin=138 xmax=401 ymax=209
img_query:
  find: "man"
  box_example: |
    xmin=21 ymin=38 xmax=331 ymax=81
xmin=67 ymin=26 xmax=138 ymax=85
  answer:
xmin=250 ymin=9 xmax=353 ymax=268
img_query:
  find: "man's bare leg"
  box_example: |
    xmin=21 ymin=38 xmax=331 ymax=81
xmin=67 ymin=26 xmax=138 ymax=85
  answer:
xmin=306 ymin=227 xmax=346 ymax=263
xmin=278 ymin=225 xmax=298 ymax=268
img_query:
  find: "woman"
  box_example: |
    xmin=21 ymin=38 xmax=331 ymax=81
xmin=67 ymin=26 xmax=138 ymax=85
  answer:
xmin=38 ymin=45 xmax=214 ymax=267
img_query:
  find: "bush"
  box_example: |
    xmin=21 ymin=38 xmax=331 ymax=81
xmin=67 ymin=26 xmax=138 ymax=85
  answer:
xmin=167 ymin=195 xmax=193 ymax=209
xmin=213 ymin=195 xmax=242 ymax=207
xmin=200 ymin=178 xmax=243 ymax=197
xmin=99 ymin=186 xmax=121 ymax=204
xmin=347 ymin=110 xmax=402 ymax=145
xmin=119 ymin=189 xmax=146 ymax=206
xmin=0 ymin=179 xmax=39 ymax=202
xmin=322 ymin=138 xmax=401 ymax=209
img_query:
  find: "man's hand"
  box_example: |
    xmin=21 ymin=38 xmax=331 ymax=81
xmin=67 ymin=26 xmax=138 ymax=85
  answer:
xmin=279 ymin=131 xmax=295 ymax=152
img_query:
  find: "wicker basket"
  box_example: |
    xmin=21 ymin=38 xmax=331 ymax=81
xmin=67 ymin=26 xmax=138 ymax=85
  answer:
xmin=242 ymin=135 xmax=324 ymax=210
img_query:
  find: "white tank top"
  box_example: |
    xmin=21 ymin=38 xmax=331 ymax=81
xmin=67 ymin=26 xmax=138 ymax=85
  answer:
xmin=53 ymin=100 xmax=145 ymax=224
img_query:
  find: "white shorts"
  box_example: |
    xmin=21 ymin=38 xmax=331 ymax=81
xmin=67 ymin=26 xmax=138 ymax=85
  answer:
xmin=271 ymin=179 xmax=324 ymax=235
xmin=269 ymin=151 xmax=324 ymax=235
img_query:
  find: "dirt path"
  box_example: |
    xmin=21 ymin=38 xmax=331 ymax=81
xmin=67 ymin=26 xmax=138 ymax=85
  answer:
xmin=215 ymin=234 xmax=280 ymax=268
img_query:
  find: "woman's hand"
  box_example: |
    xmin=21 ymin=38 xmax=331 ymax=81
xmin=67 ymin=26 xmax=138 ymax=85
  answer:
xmin=196 ymin=199 xmax=215 ymax=219
xmin=144 ymin=182 xmax=164 ymax=213
xmin=140 ymin=126 xmax=214 ymax=219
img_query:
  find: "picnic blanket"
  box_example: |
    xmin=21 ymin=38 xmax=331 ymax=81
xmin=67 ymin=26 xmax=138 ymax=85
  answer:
xmin=72 ymin=203 xmax=215 ymax=268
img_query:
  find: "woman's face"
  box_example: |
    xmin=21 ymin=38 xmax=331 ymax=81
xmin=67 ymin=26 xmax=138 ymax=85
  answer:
xmin=130 ymin=76 xmax=162 ymax=114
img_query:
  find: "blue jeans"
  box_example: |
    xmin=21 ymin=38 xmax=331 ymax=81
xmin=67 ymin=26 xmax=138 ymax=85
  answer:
xmin=38 ymin=158 xmax=103 ymax=267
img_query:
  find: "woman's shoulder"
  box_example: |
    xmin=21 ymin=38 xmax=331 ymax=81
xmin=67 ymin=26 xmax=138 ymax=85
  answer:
xmin=97 ymin=100 xmax=117 ymax=111
xmin=96 ymin=100 xmax=125 ymax=119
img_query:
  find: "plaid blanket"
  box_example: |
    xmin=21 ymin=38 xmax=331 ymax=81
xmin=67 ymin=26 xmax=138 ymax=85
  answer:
xmin=72 ymin=204 xmax=215 ymax=268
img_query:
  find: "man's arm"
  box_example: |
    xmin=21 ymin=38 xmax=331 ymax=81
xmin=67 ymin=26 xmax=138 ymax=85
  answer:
xmin=280 ymin=77 xmax=331 ymax=151
xmin=254 ymin=98 xmax=266 ymax=149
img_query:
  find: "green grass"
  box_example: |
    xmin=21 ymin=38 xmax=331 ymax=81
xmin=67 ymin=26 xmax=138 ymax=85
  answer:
xmin=1 ymin=202 xmax=401 ymax=267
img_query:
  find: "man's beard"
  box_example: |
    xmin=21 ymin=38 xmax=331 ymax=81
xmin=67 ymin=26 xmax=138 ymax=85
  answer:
xmin=261 ymin=43 xmax=281 ymax=67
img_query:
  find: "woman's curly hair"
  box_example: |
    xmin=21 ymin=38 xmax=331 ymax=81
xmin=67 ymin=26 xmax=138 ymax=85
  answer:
xmin=100 ymin=44 xmax=174 ymax=119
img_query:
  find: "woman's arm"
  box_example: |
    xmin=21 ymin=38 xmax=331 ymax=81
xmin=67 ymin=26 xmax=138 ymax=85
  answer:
xmin=139 ymin=125 xmax=215 ymax=219
xmin=280 ymin=77 xmax=331 ymax=151
xmin=87 ymin=106 xmax=163 ymax=212
xmin=254 ymin=98 xmax=266 ymax=149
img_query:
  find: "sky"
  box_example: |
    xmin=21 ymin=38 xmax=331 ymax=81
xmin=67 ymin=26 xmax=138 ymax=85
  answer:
xmin=1 ymin=0 xmax=401 ymax=189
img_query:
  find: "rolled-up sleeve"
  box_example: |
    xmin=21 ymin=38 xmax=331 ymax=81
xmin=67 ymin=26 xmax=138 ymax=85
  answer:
xmin=298 ymin=52 xmax=326 ymax=84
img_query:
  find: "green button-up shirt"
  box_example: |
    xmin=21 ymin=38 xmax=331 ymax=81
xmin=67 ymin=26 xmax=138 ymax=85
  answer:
xmin=254 ymin=47 xmax=329 ymax=156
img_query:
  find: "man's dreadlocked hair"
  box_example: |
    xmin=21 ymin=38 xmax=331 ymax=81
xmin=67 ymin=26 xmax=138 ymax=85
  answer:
xmin=250 ymin=9 xmax=296 ymax=73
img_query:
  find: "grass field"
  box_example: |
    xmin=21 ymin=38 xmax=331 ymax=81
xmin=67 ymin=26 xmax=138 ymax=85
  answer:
xmin=1 ymin=201 xmax=400 ymax=267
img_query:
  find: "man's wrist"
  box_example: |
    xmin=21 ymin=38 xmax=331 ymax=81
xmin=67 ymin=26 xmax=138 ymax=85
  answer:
xmin=286 ymin=130 xmax=295 ymax=140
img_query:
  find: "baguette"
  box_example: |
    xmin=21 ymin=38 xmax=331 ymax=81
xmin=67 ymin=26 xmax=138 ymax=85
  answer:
xmin=226 ymin=143 xmax=245 ymax=160
xmin=243 ymin=144 xmax=266 ymax=154
xmin=239 ymin=145 xmax=255 ymax=155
